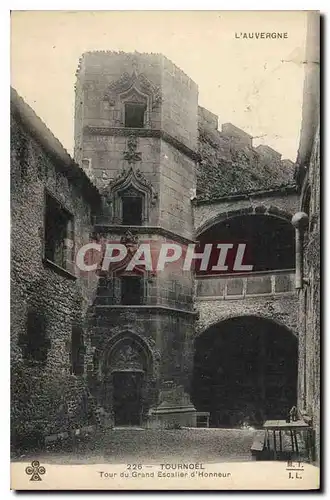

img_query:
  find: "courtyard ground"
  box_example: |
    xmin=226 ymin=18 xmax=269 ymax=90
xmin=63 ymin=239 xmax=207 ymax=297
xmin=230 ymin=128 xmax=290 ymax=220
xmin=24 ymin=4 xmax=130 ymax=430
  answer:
xmin=14 ymin=428 xmax=256 ymax=465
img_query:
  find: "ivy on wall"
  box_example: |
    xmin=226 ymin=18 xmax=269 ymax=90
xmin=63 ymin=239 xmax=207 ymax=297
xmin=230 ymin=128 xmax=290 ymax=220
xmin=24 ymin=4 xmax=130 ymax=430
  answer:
xmin=197 ymin=128 xmax=296 ymax=202
xmin=11 ymin=358 xmax=97 ymax=454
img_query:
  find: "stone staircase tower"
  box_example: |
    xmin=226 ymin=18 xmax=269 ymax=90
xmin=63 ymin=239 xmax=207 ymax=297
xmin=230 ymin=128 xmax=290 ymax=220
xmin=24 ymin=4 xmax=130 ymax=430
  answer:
xmin=74 ymin=51 xmax=198 ymax=428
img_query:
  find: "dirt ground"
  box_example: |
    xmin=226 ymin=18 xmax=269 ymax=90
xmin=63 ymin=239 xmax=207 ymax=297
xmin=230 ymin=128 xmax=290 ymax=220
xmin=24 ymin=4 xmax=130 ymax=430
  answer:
xmin=15 ymin=428 xmax=257 ymax=465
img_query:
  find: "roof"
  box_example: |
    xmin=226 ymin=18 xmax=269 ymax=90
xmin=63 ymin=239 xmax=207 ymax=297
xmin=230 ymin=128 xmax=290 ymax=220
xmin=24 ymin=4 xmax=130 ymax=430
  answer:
xmin=197 ymin=107 xmax=297 ymax=202
xmin=10 ymin=87 xmax=100 ymax=203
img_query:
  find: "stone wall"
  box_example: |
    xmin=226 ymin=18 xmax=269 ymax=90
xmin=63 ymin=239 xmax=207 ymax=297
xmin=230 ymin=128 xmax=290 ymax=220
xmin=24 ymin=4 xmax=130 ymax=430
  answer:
xmin=11 ymin=98 xmax=100 ymax=445
xmin=75 ymin=52 xmax=198 ymax=230
xmin=197 ymin=106 xmax=296 ymax=202
xmin=160 ymin=55 xmax=198 ymax=151
xmin=197 ymin=270 xmax=295 ymax=298
xmin=298 ymin=124 xmax=320 ymax=463
xmin=196 ymin=294 xmax=299 ymax=337
xmin=74 ymin=52 xmax=163 ymax=187
xmin=294 ymin=11 xmax=320 ymax=464
xmin=88 ymin=223 xmax=196 ymax=420
xmin=82 ymin=133 xmax=161 ymax=223
xmin=88 ymin=305 xmax=196 ymax=420
xmin=159 ymin=141 xmax=196 ymax=239
xmin=194 ymin=191 xmax=300 ymax=235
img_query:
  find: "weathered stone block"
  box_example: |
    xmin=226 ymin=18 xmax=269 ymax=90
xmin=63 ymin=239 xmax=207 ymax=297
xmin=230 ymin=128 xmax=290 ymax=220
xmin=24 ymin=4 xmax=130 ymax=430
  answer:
xmin=226 ymin=278 xmax=244 ymax=296
xmin=246 ymin=275 xmax=272 ymax=295
xmin=275 ymin=274 xmax=294 ymax=293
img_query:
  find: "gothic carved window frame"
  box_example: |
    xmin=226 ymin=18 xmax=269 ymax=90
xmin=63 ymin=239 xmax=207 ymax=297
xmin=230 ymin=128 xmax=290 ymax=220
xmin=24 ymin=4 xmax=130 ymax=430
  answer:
xmin=106 ymin=269 xmax=151 ymax=306
xmin=106 ymin=167 xmax=157 ymax=225
xmin=104 ymin=68 xmax=162 ymax=129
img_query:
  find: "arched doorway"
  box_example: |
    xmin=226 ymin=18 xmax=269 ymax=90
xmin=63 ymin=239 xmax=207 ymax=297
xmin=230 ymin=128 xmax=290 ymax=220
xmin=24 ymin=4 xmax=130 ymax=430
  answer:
xmin=192 ymin=317 xmax=297 ymax=428
xmin=102 ymin=332 xmax=153 ymax=426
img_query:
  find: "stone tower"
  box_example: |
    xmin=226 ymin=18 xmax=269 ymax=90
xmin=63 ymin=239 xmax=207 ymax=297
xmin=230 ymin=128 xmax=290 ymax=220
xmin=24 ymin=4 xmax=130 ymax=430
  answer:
xmin=74 ymin=51 xmax=199 ymax=427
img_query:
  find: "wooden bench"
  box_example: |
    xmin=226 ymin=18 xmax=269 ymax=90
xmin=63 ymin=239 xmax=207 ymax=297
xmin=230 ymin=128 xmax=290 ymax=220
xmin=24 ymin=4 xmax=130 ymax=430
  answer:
xmin=250 ymin=430 xmax=266 ymax=460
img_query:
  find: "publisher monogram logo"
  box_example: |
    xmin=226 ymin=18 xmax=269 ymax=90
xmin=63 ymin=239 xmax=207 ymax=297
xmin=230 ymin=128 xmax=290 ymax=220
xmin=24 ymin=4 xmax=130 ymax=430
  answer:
xmin=25 ymin=460 xmax=46 ymax=481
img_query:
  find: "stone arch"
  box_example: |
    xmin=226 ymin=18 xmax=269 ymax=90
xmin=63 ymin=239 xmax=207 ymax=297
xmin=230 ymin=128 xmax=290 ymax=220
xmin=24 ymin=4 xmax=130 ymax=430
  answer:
xmin=195 ymin=295 xmax=299 ymax=339
xmin=98 ymin=329 xmax=159 ymax=424
xmin=192 ymin=314 xmax=298 ymax=427
xmin=196 ymin=310 xmax=298 ymax=338
xmin=195 ymin=206 xmax=295 ymax=273
xmin=196 ymin=204 xmax=293 ymax=237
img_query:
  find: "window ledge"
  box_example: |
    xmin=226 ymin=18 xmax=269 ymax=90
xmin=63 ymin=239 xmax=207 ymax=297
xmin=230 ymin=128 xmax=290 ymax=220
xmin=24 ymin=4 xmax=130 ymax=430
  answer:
xmin=43 ymin=258 xmax=77 ymax=280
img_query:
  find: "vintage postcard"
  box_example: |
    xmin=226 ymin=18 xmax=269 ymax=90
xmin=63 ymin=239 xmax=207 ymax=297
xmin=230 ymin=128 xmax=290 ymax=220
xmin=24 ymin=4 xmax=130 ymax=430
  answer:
xmin=10 ymin=10 xmax=320 ymax=490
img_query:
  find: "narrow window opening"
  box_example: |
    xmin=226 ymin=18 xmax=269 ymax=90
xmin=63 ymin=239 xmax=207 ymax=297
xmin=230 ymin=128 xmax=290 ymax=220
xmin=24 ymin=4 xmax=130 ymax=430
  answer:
xmin=122 ymin=196 xmax=143 ymax=225
xmin=71 ymin=326 xmax=85 ymax=375
xmin=124 ymin=103 xmax=146 ymax=128
xmin=121 ymin=275 xmax=143 ymax=305
xmin=45 ymin=193 xmax=73 ymax=269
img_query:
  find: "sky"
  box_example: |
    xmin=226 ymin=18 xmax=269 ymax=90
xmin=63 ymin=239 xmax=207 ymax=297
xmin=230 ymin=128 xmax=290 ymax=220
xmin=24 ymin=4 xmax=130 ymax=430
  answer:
xmin=10 ymin=10 xmax=308 ymax=161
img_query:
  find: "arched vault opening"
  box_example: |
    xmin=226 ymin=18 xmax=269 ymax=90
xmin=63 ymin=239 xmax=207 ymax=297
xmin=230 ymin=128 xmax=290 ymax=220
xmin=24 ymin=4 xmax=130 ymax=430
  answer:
xmin=198 ymin=214 xmax=295 ymax=272
xmin=192 ymin=316 xmax=298 ymax=428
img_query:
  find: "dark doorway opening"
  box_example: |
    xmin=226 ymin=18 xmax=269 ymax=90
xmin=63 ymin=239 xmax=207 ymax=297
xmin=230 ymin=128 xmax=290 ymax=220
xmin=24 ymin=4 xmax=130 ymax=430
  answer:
xmin=192 ymin=317 xmax=297 ymax=428
xmin=113 ymin=371 xmax=143 ymax=426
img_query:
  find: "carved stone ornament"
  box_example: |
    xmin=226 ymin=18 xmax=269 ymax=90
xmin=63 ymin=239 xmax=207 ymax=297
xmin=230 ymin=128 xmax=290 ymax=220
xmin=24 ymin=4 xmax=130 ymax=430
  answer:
xmin=111 ymin=344 xmax=144 ymax=372
xmin=123 ymin=135 xmax=142 ymax=164
xmin=104 ymin=67 xmax=162 ymax=110
xmin=108 ymin=166 xmax=156 ymax=199
xmin=120 ymin=230 xmax=139 ymax=247
xmin=119 ymin=230 xmax=139 ymax=267
xmin=96 ymin=326 xmax=162 ymax=383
